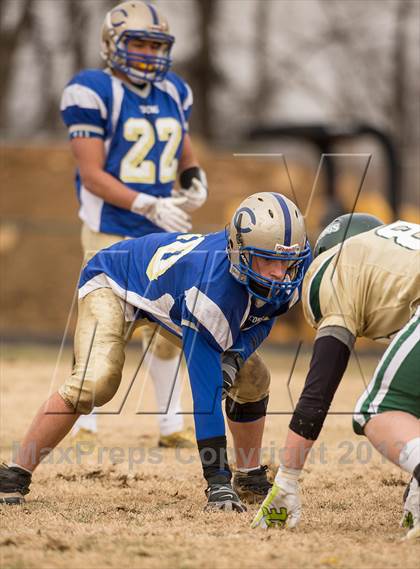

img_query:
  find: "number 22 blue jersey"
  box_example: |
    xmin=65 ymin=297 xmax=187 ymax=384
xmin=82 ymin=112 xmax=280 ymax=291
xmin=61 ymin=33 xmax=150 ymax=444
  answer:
xmin=60 ymin=68 xmax=193 ymax=238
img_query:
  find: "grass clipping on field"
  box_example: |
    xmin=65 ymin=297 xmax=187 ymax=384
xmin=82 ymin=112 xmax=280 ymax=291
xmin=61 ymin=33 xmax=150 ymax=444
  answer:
xmin=1 ymin=347 xmax=419 ymax=569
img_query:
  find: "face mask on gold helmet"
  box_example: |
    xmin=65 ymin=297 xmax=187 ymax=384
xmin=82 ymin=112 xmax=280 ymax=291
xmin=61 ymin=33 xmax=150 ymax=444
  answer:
xmin=227 ymin=192 xmax=311 ymax=304
xmin=100 ymin=1 xmax=174 ymax=84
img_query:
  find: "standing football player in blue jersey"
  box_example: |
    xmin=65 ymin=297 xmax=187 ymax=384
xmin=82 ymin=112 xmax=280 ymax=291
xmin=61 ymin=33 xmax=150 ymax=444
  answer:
xmin=60 ymin=1 xmax=208 ymax=447
xmin=1 ymin=193 xmax=312 ymax=511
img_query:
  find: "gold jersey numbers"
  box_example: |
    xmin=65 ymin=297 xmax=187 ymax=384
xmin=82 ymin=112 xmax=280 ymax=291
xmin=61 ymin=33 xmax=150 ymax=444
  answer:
xmin=146 ymin=234 xmax=205 ymax=281
xmin=120 ymin=117 xmax=182 ymax=184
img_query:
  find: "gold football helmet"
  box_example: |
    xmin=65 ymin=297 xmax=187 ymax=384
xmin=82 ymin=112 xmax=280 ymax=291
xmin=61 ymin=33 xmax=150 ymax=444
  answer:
xmin=100 ymin=1 xmax=174 ymax=84
xmin=227 ymin=192 xmax=310 ymax=304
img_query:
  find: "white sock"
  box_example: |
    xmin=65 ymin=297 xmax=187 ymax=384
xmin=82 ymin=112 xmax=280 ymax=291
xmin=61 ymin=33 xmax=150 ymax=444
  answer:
xmin=71 ymin=411 xmax=98 ymax=435
xmin=399 ymin=437 xmax=420 ymax=475
xmin=237 ymin=465 xmax=260 ymax=473
xmin=275 ymin=464 xmax=301 ymax=484
xmin=144 ymin=352 xmax=184 ymax=436
xmin=8 ymin=462 xmax=32 ymax=475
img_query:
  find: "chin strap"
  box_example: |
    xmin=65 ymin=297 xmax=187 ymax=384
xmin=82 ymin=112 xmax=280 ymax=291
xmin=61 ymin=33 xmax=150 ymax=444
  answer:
xmin=248 ymin=278 xmax=271 ymax=299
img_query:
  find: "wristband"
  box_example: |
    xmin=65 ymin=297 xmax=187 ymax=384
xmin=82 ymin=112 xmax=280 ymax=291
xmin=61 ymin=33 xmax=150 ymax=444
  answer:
xmin=180 ymin=166 xmax=205 ymax=189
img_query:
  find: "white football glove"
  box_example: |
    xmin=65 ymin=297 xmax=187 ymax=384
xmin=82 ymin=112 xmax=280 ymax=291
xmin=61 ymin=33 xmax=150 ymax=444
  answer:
xmin=251 ymin=468 xmax=301 ymax=529
xmin=131 ymin=193 xmax=192 ymax=233
xmin=174 ymin=167 xmax=208 ymax=212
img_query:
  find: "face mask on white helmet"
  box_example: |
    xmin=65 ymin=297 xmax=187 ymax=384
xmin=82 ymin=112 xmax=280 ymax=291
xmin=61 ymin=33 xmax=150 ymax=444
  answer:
xmin=227 ymin=192 xmax=311 ymax=304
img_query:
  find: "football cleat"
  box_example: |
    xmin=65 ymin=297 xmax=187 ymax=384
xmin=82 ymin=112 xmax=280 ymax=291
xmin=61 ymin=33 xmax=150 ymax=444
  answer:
xmin=401 ymin=465 xmax=420 ymax=540
xmin=70 ymin=427 xmax=98 ymax=444
xmin=158 ymin=427 xmax=196 ymax=449
xmin=0 ymin=462 xmax=31 ymax=505
xmin=233 ymin=465 xmax=272 ymax=503
xmin=204 ymin=474 xmax=247 ymax=513
xmin=69 ymin=427 xmax=98 ymax=458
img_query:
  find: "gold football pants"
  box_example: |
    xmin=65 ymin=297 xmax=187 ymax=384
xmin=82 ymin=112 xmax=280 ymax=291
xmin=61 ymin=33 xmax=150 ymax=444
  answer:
xmin=81 ymin=223 xmax=178 ymax=360
xmin=59 ymin=287 xmax=271 ymax=414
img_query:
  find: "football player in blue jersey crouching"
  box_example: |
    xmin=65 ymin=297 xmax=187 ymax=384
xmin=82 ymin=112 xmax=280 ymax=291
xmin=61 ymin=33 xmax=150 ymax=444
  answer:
xmin=60 ymin=1 xmax=207 ymax=447
xmin=0 ymin=193 xmax=312 ymax=512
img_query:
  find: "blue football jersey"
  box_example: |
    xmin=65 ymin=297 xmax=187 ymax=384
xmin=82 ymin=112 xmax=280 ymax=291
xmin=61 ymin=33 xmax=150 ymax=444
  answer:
xmin=60 ymin=68 xmax=193 ymax=237
xmin=78 ymin=230 xmax=311 ymax=440
xmin=79 ymin=231 xmax=301 ymax=354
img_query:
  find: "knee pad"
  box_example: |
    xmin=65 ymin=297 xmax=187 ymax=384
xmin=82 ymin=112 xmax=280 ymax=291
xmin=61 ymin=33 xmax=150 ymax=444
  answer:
xmin=229 ymin=352 xmax=271 ymax=403
xmin=59 ymin=366 xmax=122 ymax=415
xmin=225 ymin=395 xmax=269 ymax=422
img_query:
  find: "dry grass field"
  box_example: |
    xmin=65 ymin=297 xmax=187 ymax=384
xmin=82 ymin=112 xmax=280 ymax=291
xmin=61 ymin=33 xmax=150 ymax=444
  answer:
xmin=1 ymin=344 xmax=419 ymax=569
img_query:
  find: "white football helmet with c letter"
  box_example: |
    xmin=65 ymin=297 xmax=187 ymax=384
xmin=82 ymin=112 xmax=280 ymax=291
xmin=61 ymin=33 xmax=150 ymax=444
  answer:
xmin=227 ymin=192 xmax=310 ymax=304
xmin=101 ymin=1 xmax=174 ymax=84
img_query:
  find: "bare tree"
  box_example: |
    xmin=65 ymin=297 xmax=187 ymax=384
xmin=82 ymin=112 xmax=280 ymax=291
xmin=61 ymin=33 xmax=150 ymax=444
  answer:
xmin=252 ymin=1 xmax=276 ymax=123
xmin=180 ymin=0 xmax=223 ymax=138
xmin=243 ymin=0 xmax=419 ymax=203
xmin=66 ymin=0 xmax=89 ymax=73
xmin=0 ymin=0 xmax=34 ymax=129
xmin=391 ymin=1 xmax=419 ymax=145
xmin=316 ymin=0 xmax=419 ymax=199
xmin=389 ymin=1 xmax=414 ymax=198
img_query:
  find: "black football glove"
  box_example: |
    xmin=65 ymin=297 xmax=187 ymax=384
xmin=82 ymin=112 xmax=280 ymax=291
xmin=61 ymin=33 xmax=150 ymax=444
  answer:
xmin=221 ymin=351 xmax=244 ymax=399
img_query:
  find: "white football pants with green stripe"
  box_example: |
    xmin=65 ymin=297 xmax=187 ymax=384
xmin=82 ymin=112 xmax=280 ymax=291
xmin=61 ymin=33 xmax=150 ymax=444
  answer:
xmin=353 ymin=306 xmax=420 ymax=435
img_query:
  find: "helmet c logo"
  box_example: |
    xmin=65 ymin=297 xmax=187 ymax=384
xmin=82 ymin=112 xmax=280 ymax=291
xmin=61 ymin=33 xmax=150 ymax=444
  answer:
xmin=111 ymin=8 xmax=128 ymax=26
xmin=234 ymin=207 xmax=256 ymax=234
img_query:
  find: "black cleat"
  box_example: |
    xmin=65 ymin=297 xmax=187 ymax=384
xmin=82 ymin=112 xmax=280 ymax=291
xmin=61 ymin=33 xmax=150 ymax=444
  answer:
xmin=233 ymin=465 xmax=272 ymax=503
xmin=204 ymin=474 xmax=247 ymax=513
xmin=0 ymin=463 xmax=31 ymax=505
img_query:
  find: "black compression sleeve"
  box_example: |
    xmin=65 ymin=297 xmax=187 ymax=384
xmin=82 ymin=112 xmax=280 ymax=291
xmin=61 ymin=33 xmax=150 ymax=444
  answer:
xmin=289 ymin=335 xmax=351 ymax=440
xmin=180 ymin=167 xmax=203 ymax=188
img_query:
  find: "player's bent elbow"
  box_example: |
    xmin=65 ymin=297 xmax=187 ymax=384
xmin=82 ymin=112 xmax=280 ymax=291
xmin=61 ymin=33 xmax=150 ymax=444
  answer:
xmin=79 ymin=170 xmax=104 ymax=197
